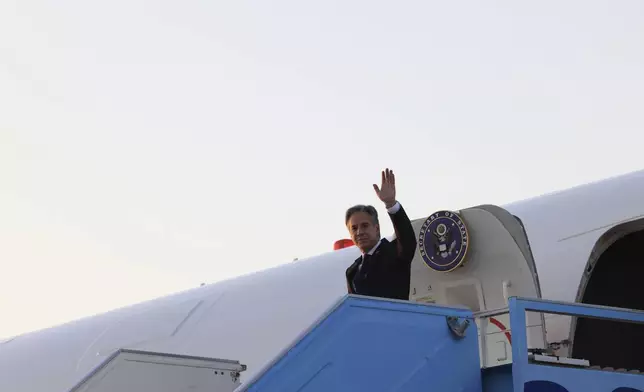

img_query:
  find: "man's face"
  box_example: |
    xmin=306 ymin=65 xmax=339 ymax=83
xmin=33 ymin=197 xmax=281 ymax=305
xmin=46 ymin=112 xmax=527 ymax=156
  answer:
xmin=346 ymin=212 xmax=380 ymax=253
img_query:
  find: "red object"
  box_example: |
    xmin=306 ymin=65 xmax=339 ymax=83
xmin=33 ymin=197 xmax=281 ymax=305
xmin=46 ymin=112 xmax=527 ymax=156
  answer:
xmin=334 ymin=239 xmax=355 ymax=250
xmin=489 ymin=317 xmax=512 ymax=344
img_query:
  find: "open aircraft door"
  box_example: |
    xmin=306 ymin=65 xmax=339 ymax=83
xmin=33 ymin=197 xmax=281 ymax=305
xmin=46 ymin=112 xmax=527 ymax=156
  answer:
xmin=407 ymin=204 xmax=547 ymax=368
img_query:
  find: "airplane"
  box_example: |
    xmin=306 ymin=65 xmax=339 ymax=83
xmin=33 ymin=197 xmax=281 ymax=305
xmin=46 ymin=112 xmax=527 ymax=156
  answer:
xmin=1 ymin=168 xmax=643 ymax=392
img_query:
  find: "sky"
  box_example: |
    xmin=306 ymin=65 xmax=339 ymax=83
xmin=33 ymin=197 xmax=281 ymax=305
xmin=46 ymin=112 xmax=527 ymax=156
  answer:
xmin=1 ymin=0 xmax=643 ymax=338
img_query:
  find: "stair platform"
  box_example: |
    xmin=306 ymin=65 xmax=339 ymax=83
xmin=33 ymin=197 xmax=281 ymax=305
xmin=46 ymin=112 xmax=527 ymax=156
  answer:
xmin=238 ymin=295 xmax=481 ymax=391
xmin=237 ymin=295 xmax=644 ymax=392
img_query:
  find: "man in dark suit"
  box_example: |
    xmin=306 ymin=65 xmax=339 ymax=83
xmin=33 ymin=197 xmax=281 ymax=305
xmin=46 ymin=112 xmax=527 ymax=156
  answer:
xmin=345 ymin=168 xmax=417 ymax=301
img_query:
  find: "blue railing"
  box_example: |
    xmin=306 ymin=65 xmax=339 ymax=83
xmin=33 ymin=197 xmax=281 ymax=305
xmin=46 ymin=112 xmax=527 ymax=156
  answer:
xmin=235 ymin=295 xmax=644 ymax=391
xmin=238 ymin=295 xmax=483 ymax=392
xmin=508 ymin=297 xmax=644 ymax=392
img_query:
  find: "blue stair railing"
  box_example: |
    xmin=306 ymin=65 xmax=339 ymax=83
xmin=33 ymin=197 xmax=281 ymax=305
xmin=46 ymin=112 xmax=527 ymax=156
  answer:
xmin=508 ymin=297 xmax=644 ymax=392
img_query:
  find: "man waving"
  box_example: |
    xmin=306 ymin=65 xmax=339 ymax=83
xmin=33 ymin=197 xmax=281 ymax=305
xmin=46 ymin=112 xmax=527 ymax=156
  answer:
xmin=344 ymin=169 xmax=417 ymax=300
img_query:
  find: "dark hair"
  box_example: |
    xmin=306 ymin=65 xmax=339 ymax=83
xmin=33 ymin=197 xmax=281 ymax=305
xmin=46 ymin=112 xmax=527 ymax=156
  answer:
xmin=345 ymin=204 xmax=379 ymax=226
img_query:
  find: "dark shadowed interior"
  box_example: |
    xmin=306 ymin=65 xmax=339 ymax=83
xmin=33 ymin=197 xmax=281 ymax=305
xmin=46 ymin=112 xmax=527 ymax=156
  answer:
xmin=572 ymin=230 xmax=644 ymax=371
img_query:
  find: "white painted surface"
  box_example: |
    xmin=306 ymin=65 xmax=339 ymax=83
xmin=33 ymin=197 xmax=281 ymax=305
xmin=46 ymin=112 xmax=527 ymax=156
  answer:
xmin=71 ymin=350 xmax=244 ymax=392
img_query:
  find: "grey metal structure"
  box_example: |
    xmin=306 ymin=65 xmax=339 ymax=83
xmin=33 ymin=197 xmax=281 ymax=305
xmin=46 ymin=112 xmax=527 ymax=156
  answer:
xmin=68 ymin=349 xmax=246 ymax=392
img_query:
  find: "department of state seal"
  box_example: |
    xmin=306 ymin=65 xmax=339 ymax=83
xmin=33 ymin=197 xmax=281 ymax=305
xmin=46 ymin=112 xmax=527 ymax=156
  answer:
xmin=418 ymin=210 xmax=469 ymax=272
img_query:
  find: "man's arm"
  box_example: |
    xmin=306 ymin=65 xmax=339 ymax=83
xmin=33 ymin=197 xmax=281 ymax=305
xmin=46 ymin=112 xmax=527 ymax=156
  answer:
xmin=387 ymin=202 xmax=417 ymax=263
xmin=373 ymin=169 xmax=417 ymax=263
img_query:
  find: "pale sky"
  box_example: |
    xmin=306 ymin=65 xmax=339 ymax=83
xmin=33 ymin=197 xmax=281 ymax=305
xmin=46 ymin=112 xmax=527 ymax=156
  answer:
xmin=1 ymin=0 xmax=643 ymax=339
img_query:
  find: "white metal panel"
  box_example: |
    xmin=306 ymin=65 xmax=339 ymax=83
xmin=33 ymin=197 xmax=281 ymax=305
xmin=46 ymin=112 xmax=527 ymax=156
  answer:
xmin=70 ymin=349 xmax=245 ymax=392
xmin=410 ymin=206 xmax=541 ymax=311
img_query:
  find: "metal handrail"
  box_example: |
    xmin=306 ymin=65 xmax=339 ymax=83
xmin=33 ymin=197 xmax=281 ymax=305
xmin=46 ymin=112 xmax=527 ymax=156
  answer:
xmin=474 ymin=307 xmax=510 ymax=319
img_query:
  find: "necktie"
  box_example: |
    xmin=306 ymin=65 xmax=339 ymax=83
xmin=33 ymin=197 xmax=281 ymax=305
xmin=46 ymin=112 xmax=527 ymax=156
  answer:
xmin=359 ymin=254 xmax=372 ymax=274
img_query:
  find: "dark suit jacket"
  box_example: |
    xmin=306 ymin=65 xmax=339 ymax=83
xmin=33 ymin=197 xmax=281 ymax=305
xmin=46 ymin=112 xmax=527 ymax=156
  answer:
xmin=345 ymin=204 xmax=417 ymax=301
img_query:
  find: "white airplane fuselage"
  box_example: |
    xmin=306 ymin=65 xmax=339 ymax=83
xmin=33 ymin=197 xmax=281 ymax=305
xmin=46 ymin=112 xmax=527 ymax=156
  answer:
xmin=1 ymin=169 xmax=643 ymax=392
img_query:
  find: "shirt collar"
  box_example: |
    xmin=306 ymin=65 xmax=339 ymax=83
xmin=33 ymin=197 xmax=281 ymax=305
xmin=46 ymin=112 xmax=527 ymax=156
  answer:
xmin=364 ymin=239 xmax=382 ymax=258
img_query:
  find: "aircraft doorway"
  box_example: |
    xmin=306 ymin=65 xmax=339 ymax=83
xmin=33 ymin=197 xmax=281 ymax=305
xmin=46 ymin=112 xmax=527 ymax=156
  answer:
xmin=572 ymin=226 xmax=644 ymax=372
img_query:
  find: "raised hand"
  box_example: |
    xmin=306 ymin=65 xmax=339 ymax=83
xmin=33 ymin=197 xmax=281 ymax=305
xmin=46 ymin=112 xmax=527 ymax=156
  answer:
xmin=373 ymin=168 xmax=397 ymax=208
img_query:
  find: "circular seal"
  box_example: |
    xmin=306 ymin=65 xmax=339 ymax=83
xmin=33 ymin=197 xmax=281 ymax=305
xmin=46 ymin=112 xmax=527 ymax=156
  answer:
xmin=418 ymin=210 xmax=469 ymax=272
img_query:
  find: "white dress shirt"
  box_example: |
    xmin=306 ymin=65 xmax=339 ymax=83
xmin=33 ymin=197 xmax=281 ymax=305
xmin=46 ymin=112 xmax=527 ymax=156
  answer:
xmin=358 ymin=201 xmax=402 ymax=269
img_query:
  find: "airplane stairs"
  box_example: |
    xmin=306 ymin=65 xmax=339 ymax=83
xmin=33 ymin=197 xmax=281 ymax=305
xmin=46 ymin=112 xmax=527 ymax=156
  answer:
xmin=237 ymin=295 xmax=644 ymax=392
